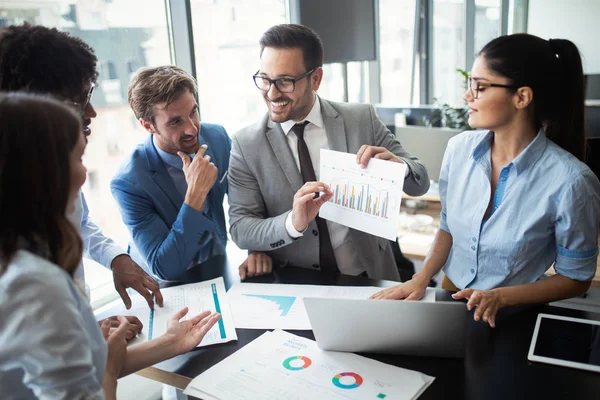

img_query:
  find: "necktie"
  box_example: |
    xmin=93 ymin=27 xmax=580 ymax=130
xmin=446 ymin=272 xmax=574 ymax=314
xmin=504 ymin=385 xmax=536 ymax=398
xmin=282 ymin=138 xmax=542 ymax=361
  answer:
xmin=291 ymin=122 xmax=339 ymax=273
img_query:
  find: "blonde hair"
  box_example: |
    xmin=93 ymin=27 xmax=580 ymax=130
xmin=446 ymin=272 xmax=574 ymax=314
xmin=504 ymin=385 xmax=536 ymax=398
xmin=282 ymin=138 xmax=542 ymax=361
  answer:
xmin=128 ymin=65 xmax=197 ymax=123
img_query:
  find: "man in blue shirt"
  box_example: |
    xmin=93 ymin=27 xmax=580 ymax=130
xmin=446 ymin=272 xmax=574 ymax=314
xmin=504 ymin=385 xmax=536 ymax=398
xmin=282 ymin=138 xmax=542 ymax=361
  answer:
xmin=112 ymin=66 xmax=270 ymax=281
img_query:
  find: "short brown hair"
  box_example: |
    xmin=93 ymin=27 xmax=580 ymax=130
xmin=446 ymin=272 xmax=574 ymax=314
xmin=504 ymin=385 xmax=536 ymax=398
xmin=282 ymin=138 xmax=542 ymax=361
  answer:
xmin=259 ymin=24 xmax=324 ymax=71
xmin=128 ymin=65 xmax=197 ymax=123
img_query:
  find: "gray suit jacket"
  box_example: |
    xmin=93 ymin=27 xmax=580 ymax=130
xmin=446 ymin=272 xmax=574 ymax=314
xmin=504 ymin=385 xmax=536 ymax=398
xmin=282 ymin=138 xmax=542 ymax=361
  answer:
xmin=228 ymin=98 xmax=429 ymax=280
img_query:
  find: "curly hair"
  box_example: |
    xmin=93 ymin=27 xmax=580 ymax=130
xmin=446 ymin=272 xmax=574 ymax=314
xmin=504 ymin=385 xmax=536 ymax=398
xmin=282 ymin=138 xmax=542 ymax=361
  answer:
xmin=0 ymin=23 xmax=98 ymax=102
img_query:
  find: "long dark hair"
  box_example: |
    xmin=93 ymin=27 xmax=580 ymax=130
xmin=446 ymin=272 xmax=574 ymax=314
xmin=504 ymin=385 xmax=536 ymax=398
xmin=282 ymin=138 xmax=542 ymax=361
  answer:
xmin=479 ymin=33 xmax=586 ymax=161
xmin=0 ymin=92 xmax=83 ymax=275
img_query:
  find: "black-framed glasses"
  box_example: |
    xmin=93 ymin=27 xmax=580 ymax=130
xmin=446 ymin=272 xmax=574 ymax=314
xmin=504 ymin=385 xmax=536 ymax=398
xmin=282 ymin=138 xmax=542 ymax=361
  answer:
xmin=253 ymin=69 xmax=315 ymax=93
xmin=68 ymin=82 xmax=95 ymax=112
xmin=468 ymin=77 xmax=519 ymax=99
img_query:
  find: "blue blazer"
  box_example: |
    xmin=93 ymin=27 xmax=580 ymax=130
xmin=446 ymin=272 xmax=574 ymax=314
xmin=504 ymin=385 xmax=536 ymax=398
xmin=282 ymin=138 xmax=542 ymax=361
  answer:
xmin=110 ymin=123 xmax=231 ymax=281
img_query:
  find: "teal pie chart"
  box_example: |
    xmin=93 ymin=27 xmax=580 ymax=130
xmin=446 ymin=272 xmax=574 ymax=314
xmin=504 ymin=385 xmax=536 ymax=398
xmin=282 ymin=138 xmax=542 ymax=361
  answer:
xmin=332 ymin=372 xmax=363 ymax=389
xmin=282 ymin=356 xmax=312 ymax=371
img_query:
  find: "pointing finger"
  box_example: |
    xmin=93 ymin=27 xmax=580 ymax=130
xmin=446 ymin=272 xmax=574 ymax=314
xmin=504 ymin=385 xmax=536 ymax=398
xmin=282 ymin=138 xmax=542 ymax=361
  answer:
xmin=196 ymin=144 xmax=208 ymax=157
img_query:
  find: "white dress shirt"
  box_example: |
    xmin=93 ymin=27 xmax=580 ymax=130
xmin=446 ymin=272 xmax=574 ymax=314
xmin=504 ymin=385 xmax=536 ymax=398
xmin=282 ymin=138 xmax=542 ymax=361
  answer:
xmin=280 ymin=96 xmax=364 ymax=276
xmin=68 ymin=191 xmax=127 ymax=287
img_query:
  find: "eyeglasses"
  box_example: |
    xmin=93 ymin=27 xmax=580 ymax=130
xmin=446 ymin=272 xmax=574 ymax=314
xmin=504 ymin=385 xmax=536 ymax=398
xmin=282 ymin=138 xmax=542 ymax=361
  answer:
xmin=468 ymin=77 xmax=519 ymax=99
xmin=253 ymin=69 xmax=315 ymax=93
xmin=68 ymin=82 xmax=95 ymax=112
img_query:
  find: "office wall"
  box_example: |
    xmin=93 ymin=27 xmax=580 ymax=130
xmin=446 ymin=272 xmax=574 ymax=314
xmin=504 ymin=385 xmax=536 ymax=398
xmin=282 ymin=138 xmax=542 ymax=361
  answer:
xmin=528 ymin=0 xmax=600 ymax=73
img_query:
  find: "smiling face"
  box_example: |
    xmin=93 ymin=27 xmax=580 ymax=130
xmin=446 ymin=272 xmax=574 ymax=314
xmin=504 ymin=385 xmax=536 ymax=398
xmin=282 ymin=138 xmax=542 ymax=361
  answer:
xmin=140 ymin=90 xmax=201 ymax=154
xmin=463 ymin=56 xmax=520 ymax=131
xmin=258 ymin=47 xmax=322 ymax=123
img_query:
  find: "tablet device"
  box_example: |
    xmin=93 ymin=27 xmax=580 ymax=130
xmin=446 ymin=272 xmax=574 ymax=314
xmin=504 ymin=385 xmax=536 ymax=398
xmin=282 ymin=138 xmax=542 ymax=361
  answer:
xmin=528 ymin=313 xmax=600 ymax=373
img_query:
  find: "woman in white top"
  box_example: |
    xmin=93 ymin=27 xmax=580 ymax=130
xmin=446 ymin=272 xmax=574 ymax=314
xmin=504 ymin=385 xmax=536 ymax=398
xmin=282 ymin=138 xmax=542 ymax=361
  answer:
xmin=0 ymin=92 xmax=221 ymax=399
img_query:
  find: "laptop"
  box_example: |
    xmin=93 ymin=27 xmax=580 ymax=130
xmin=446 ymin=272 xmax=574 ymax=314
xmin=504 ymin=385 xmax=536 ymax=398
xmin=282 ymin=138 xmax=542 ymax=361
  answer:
xmin=304 ymin=297 xmax=467 ymax=358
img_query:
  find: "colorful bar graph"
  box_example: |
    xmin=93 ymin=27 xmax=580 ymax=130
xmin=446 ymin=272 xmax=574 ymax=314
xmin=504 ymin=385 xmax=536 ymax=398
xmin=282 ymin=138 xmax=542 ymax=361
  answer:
xmin=328 ymin=180 xmax=390 ymax=219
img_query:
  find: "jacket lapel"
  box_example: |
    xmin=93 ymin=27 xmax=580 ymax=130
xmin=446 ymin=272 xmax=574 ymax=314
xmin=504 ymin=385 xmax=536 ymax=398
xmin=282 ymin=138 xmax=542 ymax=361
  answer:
xmin=320 ymin=98 xmax=348 ymax=153
xmin=145 ymin=135 xmax=185 ymax=209
xmin=265 ymin=116 xmax=304 ymax=193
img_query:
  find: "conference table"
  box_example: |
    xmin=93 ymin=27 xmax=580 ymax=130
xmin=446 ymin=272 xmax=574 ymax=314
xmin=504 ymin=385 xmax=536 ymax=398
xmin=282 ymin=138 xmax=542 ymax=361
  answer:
xmin=124 ymin=255 xmax=600 ymax=400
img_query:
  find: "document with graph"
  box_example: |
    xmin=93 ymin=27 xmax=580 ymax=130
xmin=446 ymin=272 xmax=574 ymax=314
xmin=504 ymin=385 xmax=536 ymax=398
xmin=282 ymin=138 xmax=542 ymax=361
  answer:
xmin=226 ymin=283 xmax=436 ymax=330
xmin=184 ymin=329 xmax=434 ymax=400
xmin=319 ymin=149 xmax=407 ymax=240
xmin=110 ymin=277 xmax=237 ymax=347
xmin=148 ymin=277 xmax=237 ymax=347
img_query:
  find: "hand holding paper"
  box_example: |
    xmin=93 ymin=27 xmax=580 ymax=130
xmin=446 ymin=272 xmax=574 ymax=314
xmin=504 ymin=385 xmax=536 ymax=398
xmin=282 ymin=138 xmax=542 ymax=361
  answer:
xmin=319 ymin=149 xmax=406 ymax=240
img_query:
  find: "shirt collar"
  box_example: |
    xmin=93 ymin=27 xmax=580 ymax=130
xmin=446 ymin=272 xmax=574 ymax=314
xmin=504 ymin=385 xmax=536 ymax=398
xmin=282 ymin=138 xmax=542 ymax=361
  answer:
xmin=471 ymin=130 xmax=494 ymax=161
xmin=471 ymin=129 xmax=547 ymax=175
xmin=511 ymin=129 xmax=547 ymax=175
xmin=280 ymin=95 xmax=323 ymax=135
xmin=152 ymin=135 xmax=193 ymax=170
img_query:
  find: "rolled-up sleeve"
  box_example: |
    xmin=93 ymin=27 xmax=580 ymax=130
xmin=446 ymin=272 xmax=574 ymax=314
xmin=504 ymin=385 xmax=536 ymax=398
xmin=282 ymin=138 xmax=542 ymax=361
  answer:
xmin=553 ymin=170 xmax=600 ymax=281
xmin=438 ymin=137 xmax=455 ymax=233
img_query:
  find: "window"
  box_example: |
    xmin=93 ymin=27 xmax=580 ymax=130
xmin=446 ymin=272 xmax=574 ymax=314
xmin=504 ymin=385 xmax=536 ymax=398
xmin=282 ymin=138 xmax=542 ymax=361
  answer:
xmin=106 ymin=61 xmax=119 ymax=80
xmin=378 ymin=0 xmax=417 ymax=105
xmin=318 ymin=61 xmax=370 ymax=104
xmin=190 ymin=0 xmax=288 ymax=135
xmin=0 ymin=0 xmax=173 ymax=309
xmin=475 ymin=0 xmax=501 ymax=53
xmin=432 ymin=0 xmax=466 ymax=106
xmin=318 ymin=64 xmax=346 ymax=103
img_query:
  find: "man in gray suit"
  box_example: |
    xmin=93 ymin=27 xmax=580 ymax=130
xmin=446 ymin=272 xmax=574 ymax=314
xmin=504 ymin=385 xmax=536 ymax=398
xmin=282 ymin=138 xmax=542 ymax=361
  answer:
xmin=228 ymin=24 xmax=429 ymax=280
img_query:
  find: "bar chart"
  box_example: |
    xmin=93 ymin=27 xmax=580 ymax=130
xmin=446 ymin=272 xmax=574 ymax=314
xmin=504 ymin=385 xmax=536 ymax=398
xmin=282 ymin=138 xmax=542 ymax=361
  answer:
xmin=328 ymin=178 xmax=393 ymax=219
xmin=319 ymin=149 xmax=406 ymax=240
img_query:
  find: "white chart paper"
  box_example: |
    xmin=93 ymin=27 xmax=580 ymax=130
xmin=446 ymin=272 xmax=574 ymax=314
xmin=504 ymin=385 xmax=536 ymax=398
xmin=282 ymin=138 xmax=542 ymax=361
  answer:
xmin=107 ymin=277 xmax=237 ymax=347
xmin=319 ymin=149 xmax=407 ymax=240
xmin=184 ymin=330 xmax=435 ymax=400
xmin=227 ymin=283 xmax=435 ymax=330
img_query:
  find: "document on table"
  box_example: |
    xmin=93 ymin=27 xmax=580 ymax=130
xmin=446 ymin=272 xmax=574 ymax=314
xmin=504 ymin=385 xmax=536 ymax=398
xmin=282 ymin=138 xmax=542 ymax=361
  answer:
xmin=227 ymin=283 xmax=435 ymax=330
xmin=106 ymin=277 xmax=237 ymax=347
xmin=184 ymin=329 xmax=434 ymax=400
xmin=319 ymin=149 xmax=407 ymax=240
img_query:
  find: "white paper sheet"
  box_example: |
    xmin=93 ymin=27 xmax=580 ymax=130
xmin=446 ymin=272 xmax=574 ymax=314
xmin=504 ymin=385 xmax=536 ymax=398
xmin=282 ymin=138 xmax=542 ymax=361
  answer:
xmin=107 ymin=277 xmax=237 ymax=347
xmin=227 ymin=283 xmax=435 ymax=330
xmin=184 ymin=329 xmax=435 ymax=400
xmin=319 ymin=149 xmax=407 ymax=240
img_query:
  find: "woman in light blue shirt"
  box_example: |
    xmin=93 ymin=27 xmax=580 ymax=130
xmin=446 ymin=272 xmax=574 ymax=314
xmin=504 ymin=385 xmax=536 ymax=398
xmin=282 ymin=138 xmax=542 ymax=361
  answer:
xmin=0 ymin=93 xmax=221 ymax=399
xmin=373 ymin=34 xmax=600 ymax=327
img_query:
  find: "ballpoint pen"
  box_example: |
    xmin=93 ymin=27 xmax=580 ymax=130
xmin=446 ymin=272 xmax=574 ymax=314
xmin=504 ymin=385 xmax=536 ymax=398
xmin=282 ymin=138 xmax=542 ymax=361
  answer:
xmin=219 ymin=170 xmax=228 ymax=184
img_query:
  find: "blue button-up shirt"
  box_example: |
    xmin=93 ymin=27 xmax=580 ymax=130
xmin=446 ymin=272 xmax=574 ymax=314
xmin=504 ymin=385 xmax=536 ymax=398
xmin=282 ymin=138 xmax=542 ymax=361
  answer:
xmin=153 ymin=136 xmax=225 ymax=263
xmin=440 ymin=130 xmax=600 ymax=290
